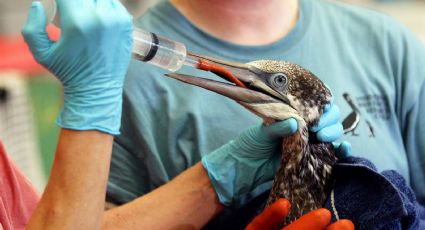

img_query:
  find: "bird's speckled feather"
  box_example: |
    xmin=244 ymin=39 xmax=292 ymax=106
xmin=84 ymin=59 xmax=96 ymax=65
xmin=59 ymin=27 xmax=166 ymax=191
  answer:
xmin=248 ymin=60 xmax=337 ymax=225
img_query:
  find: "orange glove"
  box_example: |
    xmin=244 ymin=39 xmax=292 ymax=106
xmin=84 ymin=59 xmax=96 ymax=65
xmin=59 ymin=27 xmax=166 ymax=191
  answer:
xmin=245 ymin=199 xmax=354 ymax=230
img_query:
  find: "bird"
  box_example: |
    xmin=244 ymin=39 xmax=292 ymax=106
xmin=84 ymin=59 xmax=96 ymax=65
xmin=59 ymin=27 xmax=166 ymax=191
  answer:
xmin=165 ymin=58 xmax=337 ymax=226
xmin=342 ymin=92 xmax=360 ymax=136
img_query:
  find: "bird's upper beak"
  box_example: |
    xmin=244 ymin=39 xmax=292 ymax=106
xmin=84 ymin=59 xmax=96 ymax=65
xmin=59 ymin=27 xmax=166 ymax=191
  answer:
xmin=164 ymin=53 xmax=296 ymax=122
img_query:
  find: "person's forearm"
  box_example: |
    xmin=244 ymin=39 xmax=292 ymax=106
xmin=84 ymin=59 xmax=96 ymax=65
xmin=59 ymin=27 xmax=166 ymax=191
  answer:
xmin=27 ymin=129 xmax=113 ymax=230
xmin=103 ymin=162 xmax=224 ymax=229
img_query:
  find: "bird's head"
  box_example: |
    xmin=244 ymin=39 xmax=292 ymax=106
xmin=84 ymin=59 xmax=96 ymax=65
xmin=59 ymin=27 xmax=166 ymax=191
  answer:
xmin=166 ymin=57 xmax=331 ymax=128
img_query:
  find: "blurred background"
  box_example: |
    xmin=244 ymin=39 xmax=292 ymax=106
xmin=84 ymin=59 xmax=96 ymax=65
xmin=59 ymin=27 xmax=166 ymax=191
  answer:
xmin=0 ymin=0 xmax=424 ymax=192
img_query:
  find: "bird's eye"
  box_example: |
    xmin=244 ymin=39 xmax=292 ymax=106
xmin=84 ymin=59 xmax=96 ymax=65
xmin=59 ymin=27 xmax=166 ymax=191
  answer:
xmin=271 ymin=73 xmax=288 ymax=89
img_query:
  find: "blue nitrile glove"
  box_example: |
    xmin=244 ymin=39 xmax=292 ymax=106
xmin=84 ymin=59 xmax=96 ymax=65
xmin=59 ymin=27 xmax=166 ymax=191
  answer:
xmin=22 ymin=0 xmax=133 ymax=134
xmin=202 ymin=103 xmax=351 ymax=206
xmin=312 ymin=100 xmax=344 ymax=142
xmin=314 ymin=103 xmax=352 ymax=157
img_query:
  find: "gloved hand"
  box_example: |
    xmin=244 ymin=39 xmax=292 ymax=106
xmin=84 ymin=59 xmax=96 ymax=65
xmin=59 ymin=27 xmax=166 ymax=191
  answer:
xmin=202 ymin=103 xmax=350 ymax=205
xmin=246 ymin=199 xmax=355 ymax=230
xmin=22 ymin=0 xmax=133 ymax=134
xmin=312 ymin=102 xmax=344 ymax=142
xmin=315 ymin=103 xmax=352 ymax=158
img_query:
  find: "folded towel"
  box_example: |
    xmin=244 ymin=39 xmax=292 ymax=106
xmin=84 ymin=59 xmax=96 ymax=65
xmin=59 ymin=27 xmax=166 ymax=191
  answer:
xmin=205 ymin=157 xmax=425 ymax=229
xmin=324 ymin=157 xmax=425 ymax=229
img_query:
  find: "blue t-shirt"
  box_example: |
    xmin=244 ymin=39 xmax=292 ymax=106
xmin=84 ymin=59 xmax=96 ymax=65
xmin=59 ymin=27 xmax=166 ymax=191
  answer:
xmin=107 ymin=0 xmax=425 ymax=207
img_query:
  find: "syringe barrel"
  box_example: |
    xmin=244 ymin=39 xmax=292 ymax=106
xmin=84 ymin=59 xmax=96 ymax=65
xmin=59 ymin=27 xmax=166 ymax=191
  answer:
xmin=133 ymin=28 xmax=187 ymax=72
xmin=40 ymin=0 xmax=188 ymax=72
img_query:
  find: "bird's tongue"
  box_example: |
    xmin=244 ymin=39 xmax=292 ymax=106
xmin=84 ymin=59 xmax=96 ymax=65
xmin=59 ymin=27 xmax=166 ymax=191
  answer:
xmin=196 ymin=59 xmax=249 ymax=89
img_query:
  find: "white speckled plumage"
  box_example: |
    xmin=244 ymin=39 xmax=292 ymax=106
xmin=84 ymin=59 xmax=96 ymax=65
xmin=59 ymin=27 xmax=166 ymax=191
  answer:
xmin=247 ymin=60 xmax=337 ymax=226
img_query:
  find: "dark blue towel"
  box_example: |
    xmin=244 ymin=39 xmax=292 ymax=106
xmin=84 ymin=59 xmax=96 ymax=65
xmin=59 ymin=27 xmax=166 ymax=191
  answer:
xmin=323 ymin=157 xmax=425 ymax=229
xmin=204 ymin=157 xmax=425 ymax=229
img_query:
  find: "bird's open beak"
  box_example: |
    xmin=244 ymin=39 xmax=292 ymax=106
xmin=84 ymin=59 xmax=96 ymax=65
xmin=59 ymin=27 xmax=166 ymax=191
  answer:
xmin=164 ymin=53 xmax=294 ymax=121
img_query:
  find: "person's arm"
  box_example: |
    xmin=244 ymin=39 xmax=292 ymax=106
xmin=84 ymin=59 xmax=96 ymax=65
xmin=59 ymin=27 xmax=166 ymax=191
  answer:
xmin=103 ymin=163 xmax=223 ymax=229
xmin=22 ymin=0 xmax=133 ymax=229
xmin=27 ymin=130 xmax=113 ymax=229
xmin=397 ymin=30 xmax=425 ymax=205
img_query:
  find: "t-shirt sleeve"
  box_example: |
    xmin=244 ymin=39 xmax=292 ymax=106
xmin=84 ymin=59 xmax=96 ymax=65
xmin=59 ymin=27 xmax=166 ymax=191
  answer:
xmin=0 ymin=141 xmax=40 ymax=230
xmin=405 ymin=83 xmax=425 ymax=205
xmin=390 ymin=21 xmax=425 ymax=205
xmin=403 ymin=73 xmax=425 ymax=205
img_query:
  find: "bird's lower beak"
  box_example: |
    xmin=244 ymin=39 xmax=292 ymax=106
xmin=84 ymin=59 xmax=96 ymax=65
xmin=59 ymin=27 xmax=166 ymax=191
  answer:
xmin=164 ymin=54 xmax=294 ymax=121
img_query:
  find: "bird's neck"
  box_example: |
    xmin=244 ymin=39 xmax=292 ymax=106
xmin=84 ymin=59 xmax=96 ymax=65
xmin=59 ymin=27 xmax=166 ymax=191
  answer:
xmin=346 ymin=99 xmax=359 ymax=112
xmin=170 ymin=0 xmax=299 ymax=45
xmin=267 ymin=125 xmax=337 ymax=225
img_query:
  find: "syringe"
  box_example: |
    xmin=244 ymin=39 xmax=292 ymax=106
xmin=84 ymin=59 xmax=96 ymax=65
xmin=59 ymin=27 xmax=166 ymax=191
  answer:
xmin=40 ymin=0 xmax=201 ymax=72
xmin=132 ymin=28 xmax=200 ymax=71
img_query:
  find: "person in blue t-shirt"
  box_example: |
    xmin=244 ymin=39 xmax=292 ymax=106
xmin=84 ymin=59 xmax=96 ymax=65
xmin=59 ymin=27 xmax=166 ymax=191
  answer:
xmin=107 ymin=0 xmax=425 ymax=207
xmin=105 ymin=0 xmax=425 ymax=225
